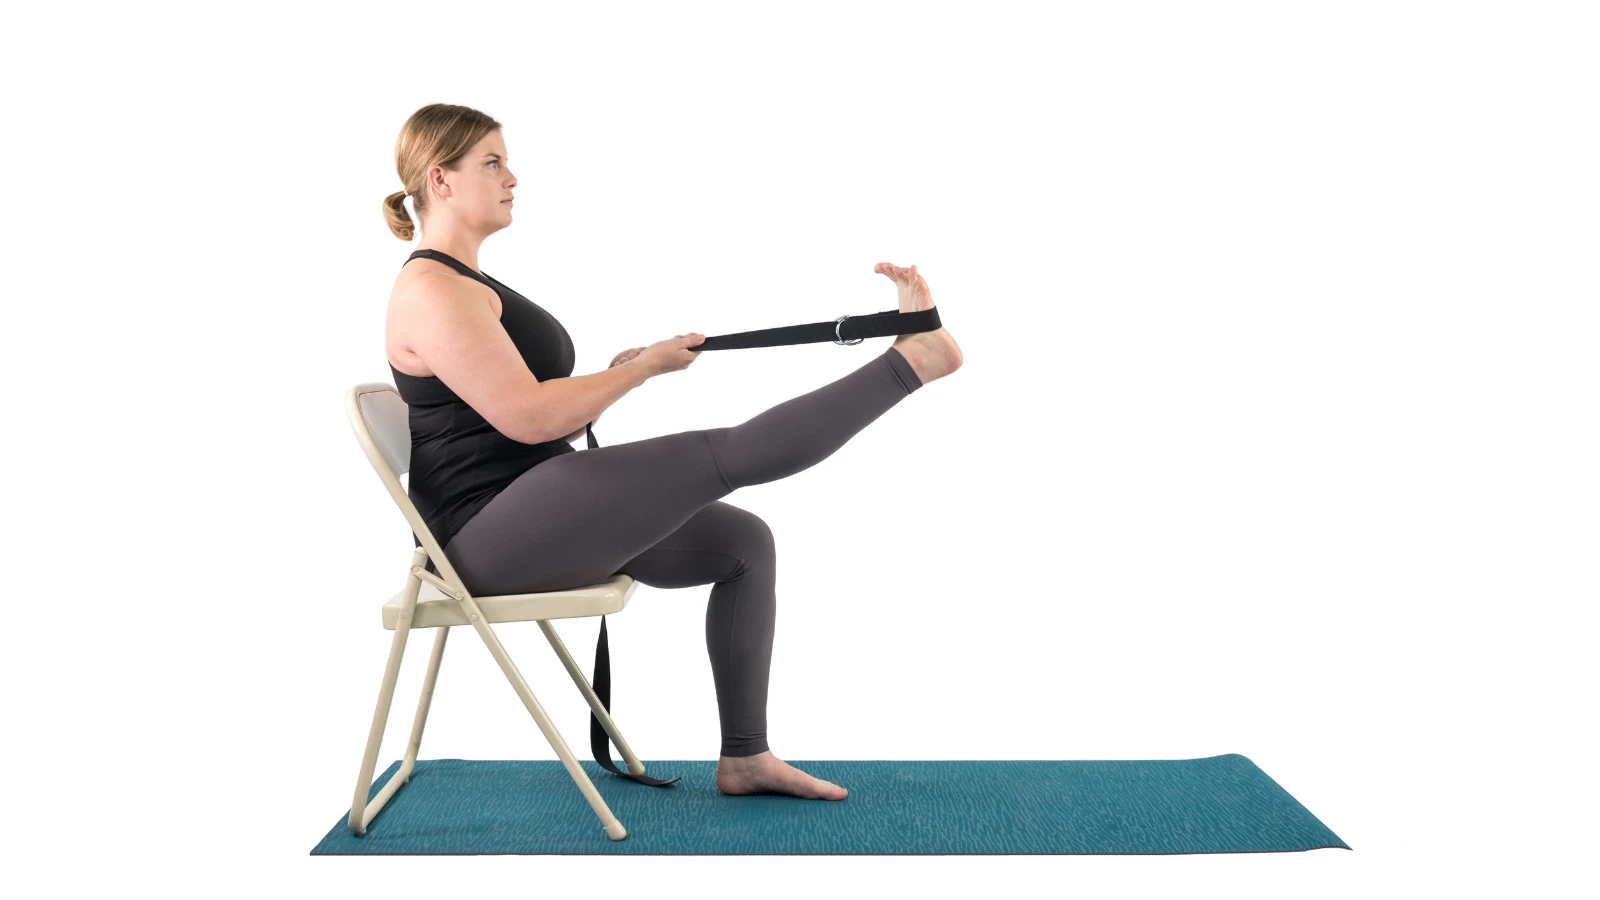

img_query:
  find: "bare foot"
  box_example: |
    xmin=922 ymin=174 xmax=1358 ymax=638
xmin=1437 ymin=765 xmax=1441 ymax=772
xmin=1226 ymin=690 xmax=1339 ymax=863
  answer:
xmin=875 ymin=262 xmax=962 ymax=384
xmin=716 ymin=750 xmax=849 ymax=800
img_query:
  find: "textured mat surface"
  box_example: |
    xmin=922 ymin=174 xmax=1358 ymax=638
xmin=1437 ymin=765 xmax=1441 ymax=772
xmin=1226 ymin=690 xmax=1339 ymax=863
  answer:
xmin=312 ymin=753 xmax=1348 ymax=855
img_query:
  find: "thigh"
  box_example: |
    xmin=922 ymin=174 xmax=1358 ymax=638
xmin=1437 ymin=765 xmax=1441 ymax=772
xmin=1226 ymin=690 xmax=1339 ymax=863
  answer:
xmin=442 ymin=429 xmax=731 ymax=596
xmin=617 ymin=500 xmax=775 ymax=589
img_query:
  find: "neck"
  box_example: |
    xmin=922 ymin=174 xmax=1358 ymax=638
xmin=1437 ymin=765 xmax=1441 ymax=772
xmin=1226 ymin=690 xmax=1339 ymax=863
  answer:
xmin=415 ymin=231 xmax=486 ymax=274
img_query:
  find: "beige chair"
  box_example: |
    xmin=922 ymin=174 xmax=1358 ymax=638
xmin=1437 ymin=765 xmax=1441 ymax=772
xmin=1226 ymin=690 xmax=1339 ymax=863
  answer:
xmin=343 ymin=382 xmax=658 ymax=842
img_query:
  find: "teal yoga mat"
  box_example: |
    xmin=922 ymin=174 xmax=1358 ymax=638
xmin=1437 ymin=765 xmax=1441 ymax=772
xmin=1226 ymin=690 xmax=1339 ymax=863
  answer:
xmin=312 ymin=753 xmax=1348 ymax=855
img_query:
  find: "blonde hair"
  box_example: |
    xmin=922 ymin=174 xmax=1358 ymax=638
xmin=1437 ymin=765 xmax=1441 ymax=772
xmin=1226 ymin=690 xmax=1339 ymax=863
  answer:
xmin=383 ymin=103 xmax=504 ymax=241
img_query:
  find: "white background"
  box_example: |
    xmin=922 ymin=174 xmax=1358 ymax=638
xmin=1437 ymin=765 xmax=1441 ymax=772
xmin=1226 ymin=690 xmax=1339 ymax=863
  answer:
xmin=6 ymin=0 xmax=1596 ymax=896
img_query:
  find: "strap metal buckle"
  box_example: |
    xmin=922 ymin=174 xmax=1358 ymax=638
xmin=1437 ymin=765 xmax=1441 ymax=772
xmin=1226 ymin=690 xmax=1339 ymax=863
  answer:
xmin=834 ymin=314 xmax=863 ymax=345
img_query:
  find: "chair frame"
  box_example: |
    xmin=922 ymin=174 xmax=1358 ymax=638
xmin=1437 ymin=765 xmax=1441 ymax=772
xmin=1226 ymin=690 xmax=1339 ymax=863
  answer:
xmin=344 ymin=382 xmax=653 ymax=842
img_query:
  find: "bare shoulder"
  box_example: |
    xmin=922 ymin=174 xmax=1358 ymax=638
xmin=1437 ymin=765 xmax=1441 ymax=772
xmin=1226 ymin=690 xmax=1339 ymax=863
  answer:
xmin=385 ymin=260 xmax=500 ymax=376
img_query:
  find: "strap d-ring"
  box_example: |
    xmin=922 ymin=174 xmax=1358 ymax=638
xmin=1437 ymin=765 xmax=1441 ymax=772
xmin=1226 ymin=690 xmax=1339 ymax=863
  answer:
xmin=834 ymin=314 xmax=863 ymax=345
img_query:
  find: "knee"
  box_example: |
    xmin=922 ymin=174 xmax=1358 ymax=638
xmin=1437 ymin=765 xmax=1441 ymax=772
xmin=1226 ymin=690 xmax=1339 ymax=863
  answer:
xmin=726 ymin=508 xmax=776 ymax=576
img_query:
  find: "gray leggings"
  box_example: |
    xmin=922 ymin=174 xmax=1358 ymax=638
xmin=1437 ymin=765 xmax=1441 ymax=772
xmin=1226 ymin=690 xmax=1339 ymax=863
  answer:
xmin=442 ymin=345 xmax=924 ymax=758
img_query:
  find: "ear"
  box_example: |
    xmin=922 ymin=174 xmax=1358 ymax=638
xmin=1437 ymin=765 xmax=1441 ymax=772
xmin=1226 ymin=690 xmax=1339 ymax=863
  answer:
xmin=426 ymin=164 xmax=451 ymax=200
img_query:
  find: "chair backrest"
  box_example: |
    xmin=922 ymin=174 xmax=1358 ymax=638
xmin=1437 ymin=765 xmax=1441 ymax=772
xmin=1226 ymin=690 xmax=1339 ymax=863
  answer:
xmin=356 ymin=384 xmax=412 ymax=476
xmin=345 ymin=382 xmax=470 ymax=596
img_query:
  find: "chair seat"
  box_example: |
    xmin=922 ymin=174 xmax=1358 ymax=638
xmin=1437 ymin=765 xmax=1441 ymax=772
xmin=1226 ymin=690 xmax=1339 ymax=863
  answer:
xmin=383 ymin=574 xmax=638 ymax=630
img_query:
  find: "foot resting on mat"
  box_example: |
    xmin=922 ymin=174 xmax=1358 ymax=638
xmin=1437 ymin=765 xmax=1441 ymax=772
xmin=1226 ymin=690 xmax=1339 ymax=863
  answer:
xmin=877 ymin=262 xmax=962 ymax=384
xmin=716 ymin=750 xmax=849 ymax=800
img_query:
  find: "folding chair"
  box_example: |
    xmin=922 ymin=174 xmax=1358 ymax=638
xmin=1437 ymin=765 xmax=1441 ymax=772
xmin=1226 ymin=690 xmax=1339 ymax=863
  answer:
xmin=343 ymin=382 xmax=662 ymax=842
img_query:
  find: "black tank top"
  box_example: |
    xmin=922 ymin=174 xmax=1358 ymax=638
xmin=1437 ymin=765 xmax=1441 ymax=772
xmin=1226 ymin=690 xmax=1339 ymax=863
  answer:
xmin=389 ymin=249 xmax=579 ymax=558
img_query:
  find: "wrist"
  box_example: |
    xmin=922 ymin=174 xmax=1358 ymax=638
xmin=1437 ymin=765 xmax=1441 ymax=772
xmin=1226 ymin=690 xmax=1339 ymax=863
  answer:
xmin=617 ymin=358 xmax=655 ymax=383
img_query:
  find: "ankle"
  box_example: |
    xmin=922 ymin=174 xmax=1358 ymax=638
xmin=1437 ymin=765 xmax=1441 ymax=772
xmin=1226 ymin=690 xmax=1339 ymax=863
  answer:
xmin=897 ymin=344 xmax=939 ymax=385
xmin=719 ymin=749 xmax=773 ymax=768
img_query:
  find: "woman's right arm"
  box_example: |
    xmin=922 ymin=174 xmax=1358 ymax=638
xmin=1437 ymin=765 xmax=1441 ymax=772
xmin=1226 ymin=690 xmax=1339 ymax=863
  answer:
xmin=403 ymin=274 xmax=653 ymax=445
xmin=536 ymin=362 xmax=653 ymax=445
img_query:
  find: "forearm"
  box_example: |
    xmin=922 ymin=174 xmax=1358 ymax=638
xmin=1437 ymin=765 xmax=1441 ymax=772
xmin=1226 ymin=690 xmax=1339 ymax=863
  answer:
xmin=533 ymin=360 xmax=651 ymax=445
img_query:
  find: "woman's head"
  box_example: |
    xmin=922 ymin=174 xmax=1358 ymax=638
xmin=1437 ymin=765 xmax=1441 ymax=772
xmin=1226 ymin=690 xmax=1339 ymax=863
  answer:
xmin=383 ymin=104 xmax=517 ymax=242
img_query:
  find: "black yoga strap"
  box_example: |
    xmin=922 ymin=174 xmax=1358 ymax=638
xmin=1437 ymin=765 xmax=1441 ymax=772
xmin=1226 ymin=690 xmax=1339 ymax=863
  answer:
xmin=693 ymin=307 xmax=941 ymax=351
xmin=585 ymin=305 xmax=941 ymax=787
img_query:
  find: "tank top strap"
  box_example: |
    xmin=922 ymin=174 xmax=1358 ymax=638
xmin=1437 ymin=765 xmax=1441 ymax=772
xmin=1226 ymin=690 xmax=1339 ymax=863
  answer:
xmin=405 ymin=248 xmax=493 ymax=286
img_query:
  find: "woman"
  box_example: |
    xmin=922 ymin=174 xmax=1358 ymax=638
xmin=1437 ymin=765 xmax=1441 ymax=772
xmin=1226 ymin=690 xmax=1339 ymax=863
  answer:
xmin=382 ymin=103 xmax=962 ymax=801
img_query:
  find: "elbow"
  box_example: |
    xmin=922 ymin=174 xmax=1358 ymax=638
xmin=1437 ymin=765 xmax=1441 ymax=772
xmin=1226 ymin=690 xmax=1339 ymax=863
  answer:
xmin=497 ymin=412 xmax=551 ymax=445
xmin=517 ymin=424 xmax=556 ymax=445
xmin=512 ymin=389 xmax=555 ymax=445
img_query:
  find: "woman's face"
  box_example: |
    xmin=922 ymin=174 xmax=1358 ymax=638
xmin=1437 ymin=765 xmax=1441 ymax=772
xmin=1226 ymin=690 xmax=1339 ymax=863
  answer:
xmin=430 ymin=130 xmax=517 ymax=232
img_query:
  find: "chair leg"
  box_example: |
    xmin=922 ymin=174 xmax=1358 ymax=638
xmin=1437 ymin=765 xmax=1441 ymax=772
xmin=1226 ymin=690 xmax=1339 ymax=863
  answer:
xmin=400 ymin=624 xmax=449 ymax=782
xmin=349 ymin=549 xmax=628 ymax=841
xmin=461 ymin=599 xmax=629 ymax=841
xmin=349 ymin=548 xmax=437 ymax=835
xmin=536 ymin=619 xmax=648 ymax=777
